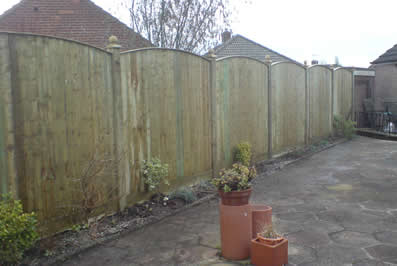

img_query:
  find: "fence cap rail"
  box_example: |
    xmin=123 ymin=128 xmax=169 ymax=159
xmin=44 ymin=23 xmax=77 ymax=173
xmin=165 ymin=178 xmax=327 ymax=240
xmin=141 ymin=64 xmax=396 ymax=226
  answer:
xmin=0 ymin=31 xmax=112 ymax=54
xmin=271 ymin=61 xmax=306 ymax=69
xmin=216 ymin=55 xmax=269 ymax=66
xmin=333 ymin=67 xmax=354 ymax=73
xmin=121 ymin=47 xmax=211 ymax=62
xmin=307 ymin=65 xmax=333 ymax=71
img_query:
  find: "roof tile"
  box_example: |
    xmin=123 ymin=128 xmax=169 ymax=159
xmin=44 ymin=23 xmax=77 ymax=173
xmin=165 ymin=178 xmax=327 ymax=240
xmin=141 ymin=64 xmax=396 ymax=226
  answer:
xmin=0 ymin=0 xmax=152 ymax=51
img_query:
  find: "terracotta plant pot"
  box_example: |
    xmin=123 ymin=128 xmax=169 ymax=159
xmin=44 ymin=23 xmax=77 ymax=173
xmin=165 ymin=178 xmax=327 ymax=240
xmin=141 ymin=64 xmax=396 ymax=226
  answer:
xmin=218 ymin=188 xmax=252 ymax=206
xmin=257 ymin=234 xmax=284 ymax=245
xmin=251 ymin=237 xmax=288 ymax=266
xmin=219 ymin=203 xmax=252 ymax=260
xmin=251 ymin=205 xmax=272 ymax=239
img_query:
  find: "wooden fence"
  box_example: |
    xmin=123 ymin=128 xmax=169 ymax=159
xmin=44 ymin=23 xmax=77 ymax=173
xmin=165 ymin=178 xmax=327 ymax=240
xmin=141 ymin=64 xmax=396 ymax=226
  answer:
xmin=0 ymin=32 xmax=354 ymax=235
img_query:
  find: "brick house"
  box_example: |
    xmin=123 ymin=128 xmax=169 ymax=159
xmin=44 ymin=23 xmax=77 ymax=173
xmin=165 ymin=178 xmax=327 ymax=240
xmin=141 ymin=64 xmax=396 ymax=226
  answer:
xmin=371 ymin=44 xmax=397 ymax=110
xmin=0 ymin=0 xmax=152 ymax=51
xmin=209 ymin=32 xmax=300 ymax=64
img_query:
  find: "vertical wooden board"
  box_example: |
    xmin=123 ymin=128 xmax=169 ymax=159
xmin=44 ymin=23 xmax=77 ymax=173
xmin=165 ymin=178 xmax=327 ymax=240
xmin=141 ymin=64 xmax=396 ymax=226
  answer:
xmin=216 ymin=58 xmax=268 ymax=168
xmin=308 ymin=66 xmax=332 ymax=140
xmin=334 ymin=69 xmax=353 ymax=119
xmin=271 ymin=63 xmax=306 ymax=155
xmin=0 ymin=34 xmax=13 ymax=195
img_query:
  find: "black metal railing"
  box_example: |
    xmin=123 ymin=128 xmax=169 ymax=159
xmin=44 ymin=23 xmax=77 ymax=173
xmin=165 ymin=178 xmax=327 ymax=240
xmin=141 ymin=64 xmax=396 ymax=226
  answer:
xmin=356 ymin=111 xmax=397 ymax=135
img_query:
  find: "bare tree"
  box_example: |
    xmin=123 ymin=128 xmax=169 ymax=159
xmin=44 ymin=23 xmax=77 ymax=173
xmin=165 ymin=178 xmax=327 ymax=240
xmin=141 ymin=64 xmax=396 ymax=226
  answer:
xmin=129 ymin=0 xmax=232 ymax=53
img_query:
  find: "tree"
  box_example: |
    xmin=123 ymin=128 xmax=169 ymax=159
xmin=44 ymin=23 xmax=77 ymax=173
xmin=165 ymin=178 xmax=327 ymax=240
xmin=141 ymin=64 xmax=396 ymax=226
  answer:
xmin=129 ymin=0 xmax=231 ymax=53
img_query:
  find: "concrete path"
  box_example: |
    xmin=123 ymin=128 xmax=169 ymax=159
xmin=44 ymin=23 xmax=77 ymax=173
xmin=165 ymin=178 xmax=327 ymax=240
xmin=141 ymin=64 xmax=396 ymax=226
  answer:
xmin=63 ymin=137 xmax=397 ymax=265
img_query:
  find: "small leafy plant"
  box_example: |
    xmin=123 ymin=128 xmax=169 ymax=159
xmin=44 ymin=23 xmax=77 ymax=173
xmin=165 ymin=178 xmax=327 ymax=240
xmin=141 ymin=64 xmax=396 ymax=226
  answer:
xmin=170 ymin=186 xmax=197 ymax=203
xmin=142 ymin=158 xmax=169 ymax=192
xmin=211 ymin=163 xmax=256 ymax=192
xmin=258 ymin=224 xmax=282 ymax=239
xmin=333 ymin=115 xmax=356 ymax=139
xmin=233 ymin=142 xmax=252 ymax=166
xmin=0 ymin=194 xmax=39 ymax=264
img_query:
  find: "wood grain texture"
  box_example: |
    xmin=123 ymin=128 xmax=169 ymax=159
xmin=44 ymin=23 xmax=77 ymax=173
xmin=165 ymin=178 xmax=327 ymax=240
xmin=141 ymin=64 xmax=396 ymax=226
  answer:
xmin=334 ymin=68 xmax=353 ymax=119
xmin=308 ymin=66 xmax=333 ymax=140
xmin=120 ymin=49 xmax=212 ymax=204
xmin=5 ymin=33 xmax=114 ymax=234
xmin=0 ymin=33 xmax=17 ymax=196
xmin=0 ymin=33 xmax=356 ymax=236
xmin=216 ymin=57 xmax=268 ymax=169
xmin=271 ymin=62 xmax=306 ymax=155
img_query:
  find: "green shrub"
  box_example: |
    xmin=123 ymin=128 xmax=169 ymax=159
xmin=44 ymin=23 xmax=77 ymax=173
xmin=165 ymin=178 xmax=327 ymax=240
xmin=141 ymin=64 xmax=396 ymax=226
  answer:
xmin=233 ymin=142 xmax=252 ymax=166
xmin=0 ymin=194 xmax=39 ymax=264
xmin=333 ymin=115 xmax=356 ymax=139
xmin=169 ymin=187 xmax=197 ymax=203
xmin=211 ymin=163 xmax=257 ymax=192
xmin=142 ymin=158 xmax=169 ymax=192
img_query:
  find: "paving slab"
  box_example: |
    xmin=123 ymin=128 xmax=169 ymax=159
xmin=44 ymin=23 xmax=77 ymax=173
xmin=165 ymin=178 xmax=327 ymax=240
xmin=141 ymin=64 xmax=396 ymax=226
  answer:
xmin=62 ymin=137 xmax=397 ymax=265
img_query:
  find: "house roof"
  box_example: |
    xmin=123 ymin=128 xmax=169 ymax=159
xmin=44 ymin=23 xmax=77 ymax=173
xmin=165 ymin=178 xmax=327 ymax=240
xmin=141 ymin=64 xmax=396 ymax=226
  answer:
xmin=0 ymin=0 xmax=152 ymax=51
xmin=211 ymin=34 xmax=300 ymax=64
xmin=371 ymin=44 xmax=397 ymax=65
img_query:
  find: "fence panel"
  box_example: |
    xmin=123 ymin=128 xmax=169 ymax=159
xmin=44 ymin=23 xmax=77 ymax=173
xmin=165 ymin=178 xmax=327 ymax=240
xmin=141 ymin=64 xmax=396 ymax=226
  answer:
xmin=271 ymin=62 xmax=306 ymax=155
xmin=216 ymin=57 xmax=268 ymax=169
xmin=308 ymin=66 xmax=333 ymax=140
xmin=121 ymin=49 xmax=212 ymax=203
xmin=0 ymin=32 xmax=360 ymax=236
xmin=334 ymin=68 xmax=353 ymax=119
xmin=5 ymin=33 xmax=115 ymax=234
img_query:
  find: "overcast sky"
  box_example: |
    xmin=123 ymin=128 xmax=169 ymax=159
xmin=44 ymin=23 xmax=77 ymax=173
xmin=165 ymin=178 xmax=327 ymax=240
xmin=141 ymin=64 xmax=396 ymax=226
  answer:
xmin=1 ymin=0 xmax=395 ymax=67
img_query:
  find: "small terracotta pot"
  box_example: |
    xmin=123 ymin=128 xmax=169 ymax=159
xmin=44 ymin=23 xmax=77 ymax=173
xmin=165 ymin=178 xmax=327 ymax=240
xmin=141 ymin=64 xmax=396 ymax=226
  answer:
xmin=251 ymin=237 xmax=288 ymax=266
xmin=218 ymin=188 xmax=252 ymax=206
xmin=257 ymin=234 xmax=284 ymax=245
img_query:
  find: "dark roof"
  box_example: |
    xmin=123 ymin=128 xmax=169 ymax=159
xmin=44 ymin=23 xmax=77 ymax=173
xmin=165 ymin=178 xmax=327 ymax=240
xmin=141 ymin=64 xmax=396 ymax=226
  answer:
xmin=371 ymin=44 xmax=397 ymax=65
xmin=0 ymin=0 xmax=152 ymax=51
xmin=211 ymin=34 xmax=300 ymax=64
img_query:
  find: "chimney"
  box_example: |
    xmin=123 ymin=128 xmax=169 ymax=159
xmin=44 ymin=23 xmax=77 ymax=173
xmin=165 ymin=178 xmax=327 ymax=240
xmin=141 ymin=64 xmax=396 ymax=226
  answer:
xmin=222 ymin=31 xmax=231 ymax=43
xmin=311 ymin=59 xmax=319 ymax=65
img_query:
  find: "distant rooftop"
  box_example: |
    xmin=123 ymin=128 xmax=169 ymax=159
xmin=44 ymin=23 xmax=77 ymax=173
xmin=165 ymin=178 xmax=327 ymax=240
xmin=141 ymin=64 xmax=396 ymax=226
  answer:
xmin=210 ymin=33 xmax=300 ymax=64
xmin=371 ymin=44 xmax=397 ymax=65
xmin=0 ymin=0 xmax=152 ymax=51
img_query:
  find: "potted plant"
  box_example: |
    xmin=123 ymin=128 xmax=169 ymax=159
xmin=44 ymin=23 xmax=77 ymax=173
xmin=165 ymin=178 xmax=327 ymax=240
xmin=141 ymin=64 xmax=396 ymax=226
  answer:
xmin=211 ymin=163 xmax=256 ymax=206
xmin=251 ymin=224 xmax=288 ymax=266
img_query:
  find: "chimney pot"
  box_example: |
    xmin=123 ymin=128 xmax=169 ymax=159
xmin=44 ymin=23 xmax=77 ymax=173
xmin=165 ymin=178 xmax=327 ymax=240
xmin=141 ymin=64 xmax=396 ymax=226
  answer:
xmin=222 ymin=31 xmax=231 ymax=43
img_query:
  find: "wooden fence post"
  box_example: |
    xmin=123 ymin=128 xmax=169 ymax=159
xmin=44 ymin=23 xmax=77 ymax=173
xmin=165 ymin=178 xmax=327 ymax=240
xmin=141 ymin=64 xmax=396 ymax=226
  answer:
xmin=264 ymin=56 xmax=273 ymax=159
xmin=207 ymin=49 xmax=218 ymax=178
xmin=0 ymin=34 xmax=19 ymax=197
xmin=106 ymin=36 xmax=127 ymax=210
xmin=304 ymin=63 xmax=309 ymax=145
xmin=352 ymin=70 xmax=356 ymax=121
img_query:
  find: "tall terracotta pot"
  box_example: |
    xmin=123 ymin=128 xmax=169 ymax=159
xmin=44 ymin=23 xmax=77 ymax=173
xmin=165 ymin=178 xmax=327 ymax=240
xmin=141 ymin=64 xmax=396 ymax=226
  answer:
xmin=219 ymin=203 xmax=252 ymax=260
xmin=251 ymin=205 xmax=272 ymax=239
xmin=218 ymin=188 xmax=252 ymax=206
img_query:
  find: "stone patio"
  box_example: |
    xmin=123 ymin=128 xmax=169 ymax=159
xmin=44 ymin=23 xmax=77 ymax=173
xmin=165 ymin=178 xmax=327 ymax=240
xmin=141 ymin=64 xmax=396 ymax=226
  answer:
xmin=62 ymin=136 xmax=397 ymax=265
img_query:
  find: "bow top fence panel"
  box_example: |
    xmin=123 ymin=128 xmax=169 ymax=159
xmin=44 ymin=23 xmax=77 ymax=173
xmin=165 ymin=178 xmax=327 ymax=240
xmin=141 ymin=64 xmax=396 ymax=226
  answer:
xmin=0 ymin=32 xmax=116 ymax=234
xmin=271 ymin=62 xmax=306 ymax=155
xmin=215 ymin=57 xmax=268 ymax=170
xmin=120 ymin=48 xmax=212 ymax=204
xmin=308 ymin=65 xmax=333 ymax=140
